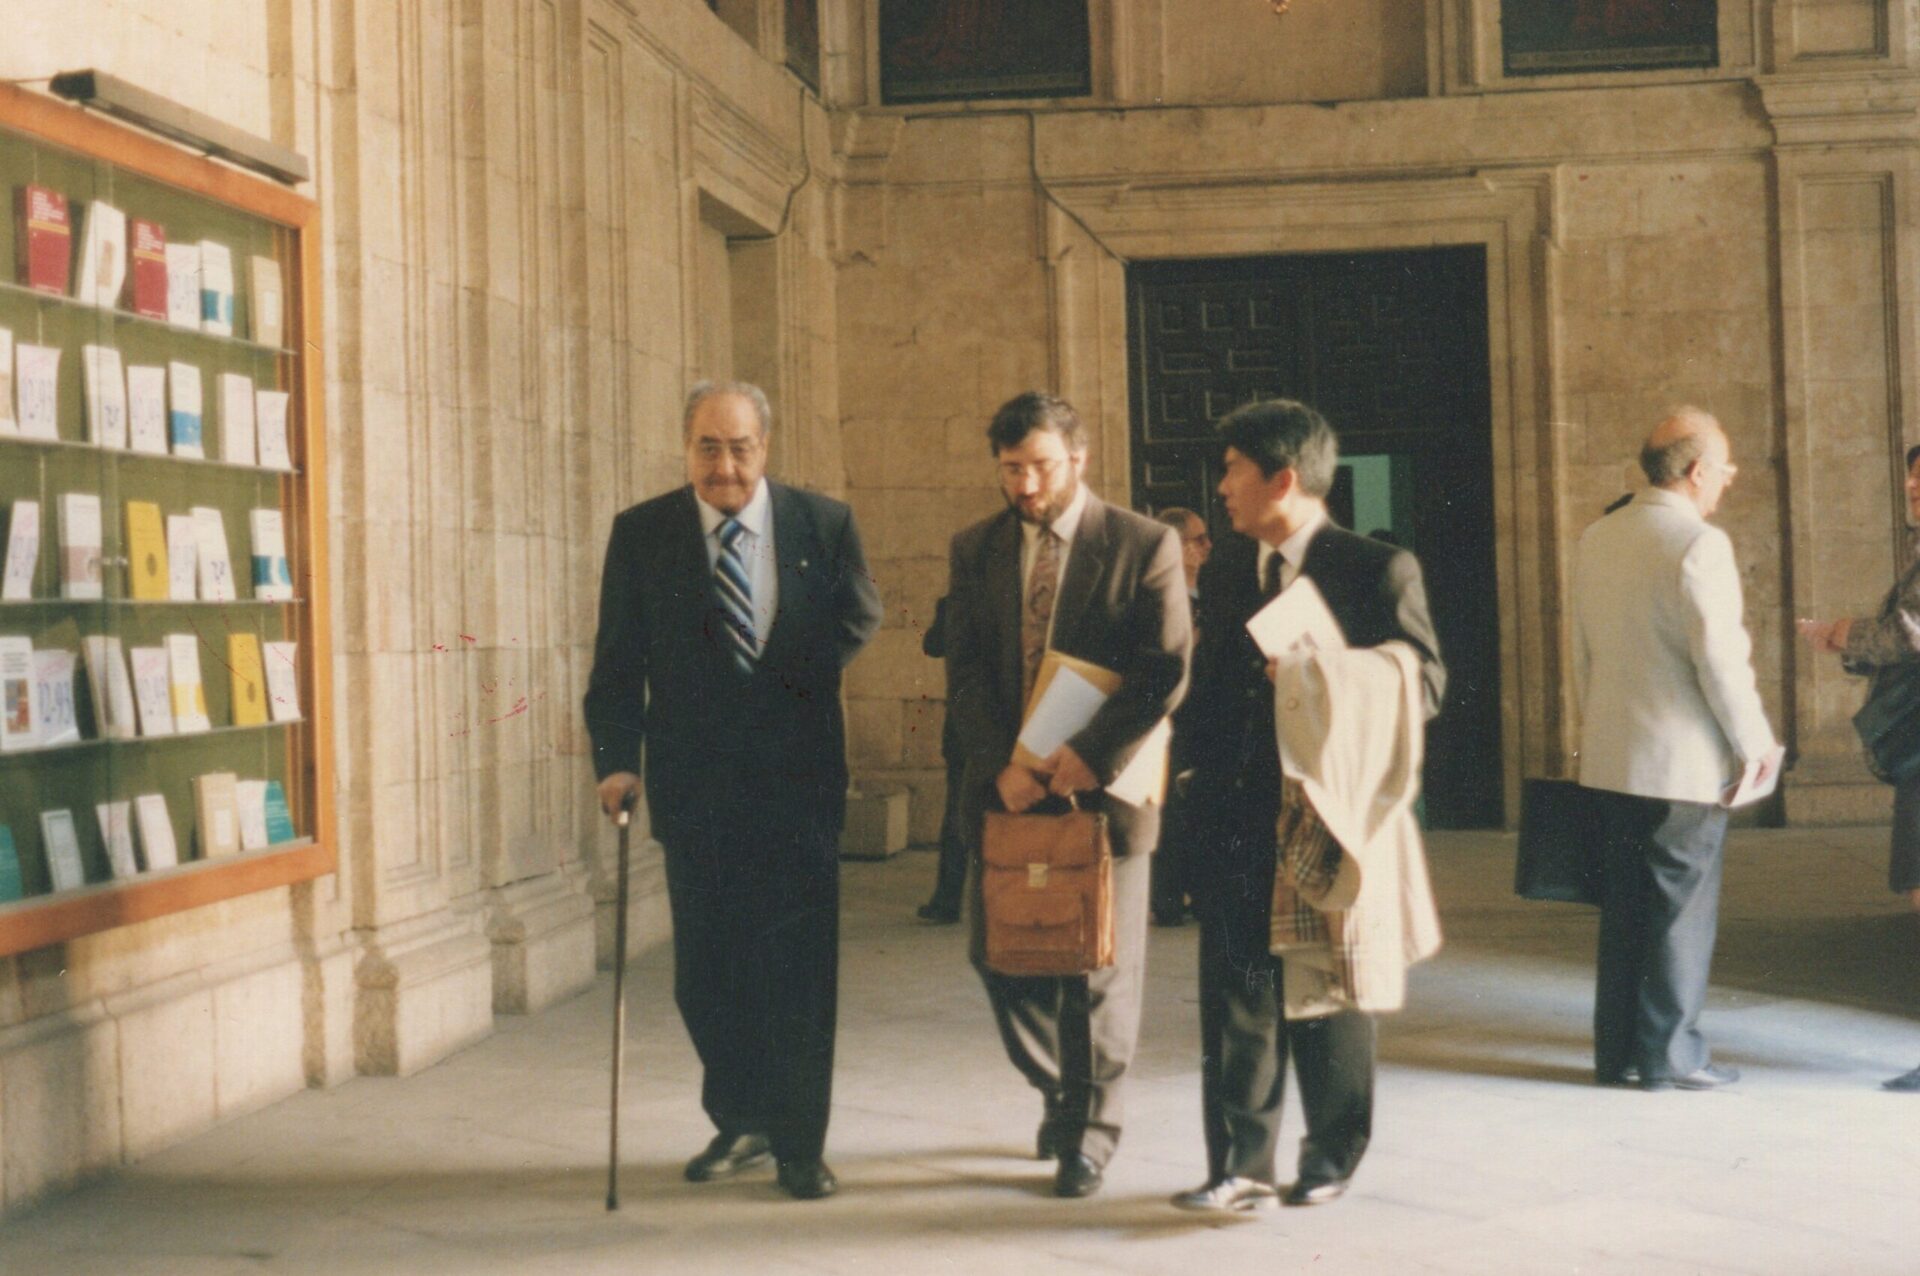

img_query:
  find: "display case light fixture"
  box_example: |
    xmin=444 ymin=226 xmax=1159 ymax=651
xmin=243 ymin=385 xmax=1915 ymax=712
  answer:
xmin=48 ymin=69 xmax=310 ymax=186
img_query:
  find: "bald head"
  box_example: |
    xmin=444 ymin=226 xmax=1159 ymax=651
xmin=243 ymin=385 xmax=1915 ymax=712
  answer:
xmin=1639 ymin=408 xmax=1724 ymax=488
xmin=1640 ymin=407 xmax=1737 ymax=517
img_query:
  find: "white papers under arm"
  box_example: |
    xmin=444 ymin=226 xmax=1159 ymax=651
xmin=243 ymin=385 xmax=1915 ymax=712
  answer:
xmin=1105 ymin=717 xmax=1171 ymax=807
xmin=1246 ymin=576 xmax=1348 ymax=658
xmin=1721 ymin=743 xmax=1786 ymax=809
xmin=1013 ymin=666 xmax=1110 ymax=763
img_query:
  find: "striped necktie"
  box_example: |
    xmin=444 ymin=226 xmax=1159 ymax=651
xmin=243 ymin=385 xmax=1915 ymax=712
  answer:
xmin=715 ymin=517 xmax=755 ymax=675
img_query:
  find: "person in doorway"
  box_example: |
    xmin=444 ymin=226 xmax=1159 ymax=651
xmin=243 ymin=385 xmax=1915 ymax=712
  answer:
xmin=582 ymin=380 xmax=882 ymax=1199
xmin=945 ymin=390 xmax=1190 ymax=1198
xmin=1573 ymin=407 xmax=1779 ymax=1093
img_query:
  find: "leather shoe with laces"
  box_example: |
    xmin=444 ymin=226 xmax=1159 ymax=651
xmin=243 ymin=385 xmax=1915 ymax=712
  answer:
xmin=1283 ymin=1177 xmax=1348 ymax=1207
xmin=1171 ymin=1176 xmax=1279 ymax=1212
xmin=1641 ymin=1063 xmax=1739 ymax=1092
xmin=775 ymin=1158 xmax=837 ymax=1200
xmin=684 ymin=1132 xmax=771 ymax=1183
xmin=1053 ymin=1152 xmax=1103 ymax=1198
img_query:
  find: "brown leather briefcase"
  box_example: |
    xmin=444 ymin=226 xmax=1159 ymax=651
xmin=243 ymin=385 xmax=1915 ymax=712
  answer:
xmin=981 ymin=802 xmax=1114 ymax=977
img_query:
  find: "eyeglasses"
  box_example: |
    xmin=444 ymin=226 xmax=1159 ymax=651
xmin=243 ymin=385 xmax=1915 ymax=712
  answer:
xmin=693 ymin=437 xmax=763 ymax=463
xmin=998 ymin=459 xmax=1065 ymax=482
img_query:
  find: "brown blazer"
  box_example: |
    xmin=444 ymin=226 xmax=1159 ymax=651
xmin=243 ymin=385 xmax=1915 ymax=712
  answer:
xmin=944 ymin=493 xmax=1192 ymax=858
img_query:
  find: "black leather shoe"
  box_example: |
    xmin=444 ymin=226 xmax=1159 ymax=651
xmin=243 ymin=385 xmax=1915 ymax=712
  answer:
xmin=1882 ymin=1064 xmax=1920 ymax=1092
xmin=1283 ymin=1177 xmax=1348 ymax=1207
xmin=1171 ymin=1176 xmax=1279 ymax=1212
xmin=1036 ymin=1121 xmax=1059 ymax=1161
xmin=1054 ymin=1152 xmax=1103 ymax=1198
xmin=684 ymin=1132 xmax=771 ymax=1182
xmin=1595 ymin=1066 xmax=1642 ymax=1088
xmin=916 ymin=900 xmax=960 ymax=923
xmin=1642 ymin=1063 xmax=1739 ymax=1092
xmin=775 ymin=1158 xmax=837 ymax=1200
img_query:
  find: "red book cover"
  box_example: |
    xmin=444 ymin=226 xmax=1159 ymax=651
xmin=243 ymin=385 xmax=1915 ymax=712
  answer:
xmin=15 ymin=184 xmax=71 ymax=295
xmin=127 ymin=218 xmax=168 ymax=319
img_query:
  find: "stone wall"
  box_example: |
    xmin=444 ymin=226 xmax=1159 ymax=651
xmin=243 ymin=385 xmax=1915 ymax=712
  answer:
xmin=0 ymin=0 xmax=839 ymax=1211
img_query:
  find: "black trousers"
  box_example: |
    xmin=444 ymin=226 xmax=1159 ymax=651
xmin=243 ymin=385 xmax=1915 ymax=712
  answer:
xmin=1194 ymin=834 xmax=1374 ymax=1186
xmin=662 ymin=829 xmax=840 ymax=1164
xmin=1592 ymin=790 xmax=1729 ymax=1082
xmin=969 ymin=850 xmax=1152 ymax=1167
xmin=1888 ymin=771 xmax=1920 ymax=894
xmin=925 ymin=757 xmax=969 ymax=911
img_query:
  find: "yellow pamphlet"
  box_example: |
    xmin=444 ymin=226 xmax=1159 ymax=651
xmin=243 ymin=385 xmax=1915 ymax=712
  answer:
xmin=228 ymin=632 xmax=267 ymax=727
xmin=126 ymin=500 xmax=168 ymax=600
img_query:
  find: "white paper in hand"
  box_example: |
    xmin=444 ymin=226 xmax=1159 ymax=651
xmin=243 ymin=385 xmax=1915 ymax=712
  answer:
xmin=1246 ymin=576 xmax=1347 ymax=658
xmin=1015 ymin=666 xmax=1110 ymax=763
xmin=1721 ymin=743 xmax=1785 ymax=809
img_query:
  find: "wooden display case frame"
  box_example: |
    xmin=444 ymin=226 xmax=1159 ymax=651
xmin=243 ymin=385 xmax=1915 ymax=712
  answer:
xmin=0 ymin=83 xmax=335 ymax=957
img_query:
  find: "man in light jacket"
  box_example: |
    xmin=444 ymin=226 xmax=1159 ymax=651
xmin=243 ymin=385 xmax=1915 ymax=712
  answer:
xmin=1573 ymin=407 xmax=1780 ymax=1092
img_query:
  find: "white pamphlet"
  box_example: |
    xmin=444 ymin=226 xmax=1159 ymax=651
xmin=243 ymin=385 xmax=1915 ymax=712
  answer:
xmin=32 ymin=647 xmax=79 ymax=747
xmin=255 ymin=389 xmax=291 ymax=470
xmin=57 ymin=493 xmax=103 ymax=601
xmin=81 ymin=635 xmax=139 ymax=740
xmin=15 ymin=343 xmax=60 ymax=440
xmin=165 ymin=241 xmax=201 ymax=330
xmin=192 ymin=506 xmax=236 ymax=601
xmin=166 ymin=633 xmax=211 ymax=733
xmin=126 ymin=364 xmax=169 ymax=454
xmin=217 ymin=371 xmax=255 ymax=465
xmin=235 ymin=780 xmax=270 ymax=852
xmin=0 ymin=327 xmax=15 ymax=435
xmin=264 ymin=640 xmax=301 ymax=721
xmin=81 ymin=344 xmax=127 ymax=449
xmin=134 ymin=794 xmax=178 ymax=870
xmin=2 ymin=500 xmax=39 ymax=601
xmin=128 ymin=645 xmax=174 ymax=737
xmin=96 ymin=800 xmax=139 ymax=879
xmin=1245 ymin=575 xmax=1348 ymax=659
xmin=165 ymin=514 xmax=198 ymax=601
xmin=74 ymin=200 xmax=127 ymax=308
xmin=0 ymin=636 xmax=37 ymax=752
xmin=40 ymin=809 xmax=86 ymax=892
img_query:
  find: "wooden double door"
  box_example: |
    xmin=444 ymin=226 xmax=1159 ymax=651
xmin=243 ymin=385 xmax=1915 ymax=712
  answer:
xmin=1126 ymin=247 xmax=1503 ymax=829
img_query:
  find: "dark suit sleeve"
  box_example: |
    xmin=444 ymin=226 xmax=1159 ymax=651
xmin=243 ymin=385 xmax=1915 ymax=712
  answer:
xmin=946 ymin=533 xmax=1014 ymax=775
xmin=1070 ymin=524 xmax=1193 ymax=783
xmin=832 ymin=503 xmax=883 ymax=668
xmin=582 ymin=511 xmax=648 ymax=781
xmin=1384 ymin=548 xmax=1447 ymax=720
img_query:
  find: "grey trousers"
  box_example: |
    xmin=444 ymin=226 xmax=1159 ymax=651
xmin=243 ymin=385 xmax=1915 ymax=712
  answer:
xmin=969 ymin=850 xmax=1152 ymax=1167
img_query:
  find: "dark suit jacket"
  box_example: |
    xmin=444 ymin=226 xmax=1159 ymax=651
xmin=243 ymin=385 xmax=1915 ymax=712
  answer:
xmin=582 ymin=481 xmax=882 ymax=847
xmin=945 ymin=494 xmax=1192 ymax=857
xmin=1185 ymin=523 xmax=1444 ymax=845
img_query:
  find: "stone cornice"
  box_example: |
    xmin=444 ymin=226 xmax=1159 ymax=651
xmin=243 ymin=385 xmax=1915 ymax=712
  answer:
xmin=1759 ymin=70 xmax=1920 ymax=148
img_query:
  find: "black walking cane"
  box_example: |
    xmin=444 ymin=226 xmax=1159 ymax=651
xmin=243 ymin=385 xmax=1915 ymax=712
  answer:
xmin=606 ymin=788 xmax=637 ymax=1211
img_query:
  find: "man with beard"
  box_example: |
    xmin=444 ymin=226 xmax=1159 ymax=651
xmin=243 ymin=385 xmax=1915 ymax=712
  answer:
xmin=583 ymin=380 xmax=881 ymax=1200
xmin=944 ymin=391 xmax=1191 ymax=1198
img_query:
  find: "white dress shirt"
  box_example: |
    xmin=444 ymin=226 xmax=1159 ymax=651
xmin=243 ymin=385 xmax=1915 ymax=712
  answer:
xmin=1258 ymin=505 xmax=1327 ymax=593
xmin=696 ymin=479 xmax=778 ymax=652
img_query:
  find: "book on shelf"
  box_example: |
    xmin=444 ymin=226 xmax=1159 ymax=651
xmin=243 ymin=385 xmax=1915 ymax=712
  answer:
xmin=167 ymin=360 xmax=204 ymax=458
xmin=198 ymin=240 xmax=234 ymax=336
xmin=15 ymin=343 xmax=60 ymax=440
xmin=165 ymin=632 xmax=211 ymax=734
xmin=39 ymin=809 xmax=86 ymax=892
xmin=96 ymin=800 xmax=139 ymax=879
xmin=74 ymin=199 xmax=127 ymax=309
xmin=263 ymin=640 xmax=301 ymax=722
xmin=0 ymin=825 xmax=23 ymax=902
xmin=235 ymin=779 xmax=269 ymax=852
xmin=249 ymin=508 xmax=293 ymax=601
xmin=262 ymin=780 xmax=296 ymax=845
xmin=57 ymin=493 xmax=104 ymax=601
xmin=249 ymin=256 xmax=284 ymax=348
xmin=255 ymin=389 xmax=292 ymax=471
xmin=81 ymin=344 xmax=128 ymax=449
xmin=0 ymin=635 xmax=36 ymax=752
xmin=15 ymin=184 xmax=71 ymax=296
xmin=193 ymin=771 xmax=240 ymax=859
xmin=128 ymin=645 xmax=173 ymax=737
xmin=126 ymin=500 xmax=169 ymax=601
xmin=228 ymin=632 xmax=267 ymax=727
xmin=2 ymin=499 xmax=38 ymax=601
xmin=165 ymin=514 xmax=197 ymax=601
xmin=126 ymin=217 xmax=168 ymax=320
xmin=164 ymin=241 xmax=200 ymax=330
xmin=0 ymin=327 xmax=15 ymax=435
xmin=191 ymin=505 xmax=236 ymax=601
xmin=81 ymin=635 xmax=138 ymax=740
xmin=31 ymin=647 xmax=78 ymax=747
xmin=134 ymin=793 xmax=178 ymax=870
xmin=126 ymin=363 xmax=168 ymax=454
xmin=217 ymin=372 xmax=255 ymax=465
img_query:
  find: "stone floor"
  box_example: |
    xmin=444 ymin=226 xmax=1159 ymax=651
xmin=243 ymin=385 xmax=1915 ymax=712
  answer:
xmin=0 ymin=828 xmax=1914 ymax=1275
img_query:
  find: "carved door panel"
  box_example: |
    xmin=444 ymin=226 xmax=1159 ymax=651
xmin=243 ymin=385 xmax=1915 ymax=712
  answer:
xmin=1127 ymin=247 xmax=1503 ymax=828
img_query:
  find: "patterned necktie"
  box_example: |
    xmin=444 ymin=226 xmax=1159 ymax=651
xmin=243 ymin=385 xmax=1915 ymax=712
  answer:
xmin=715 ymin=517 xmax=755 ymax=675
xmin=1022 ymin=526 xmax=1062 ymax=702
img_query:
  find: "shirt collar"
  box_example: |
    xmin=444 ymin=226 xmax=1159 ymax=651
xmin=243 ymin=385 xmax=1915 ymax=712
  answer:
xmin=696 ymin=478 xmax=772 ymax=539
xmin=1637 ymin=486 xmax=1702 ymax=521
xmin=1022 ymin=483 xmax=1089 ymax=546
xmin=1261 ymin=504 xmax=1328 ymax=574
